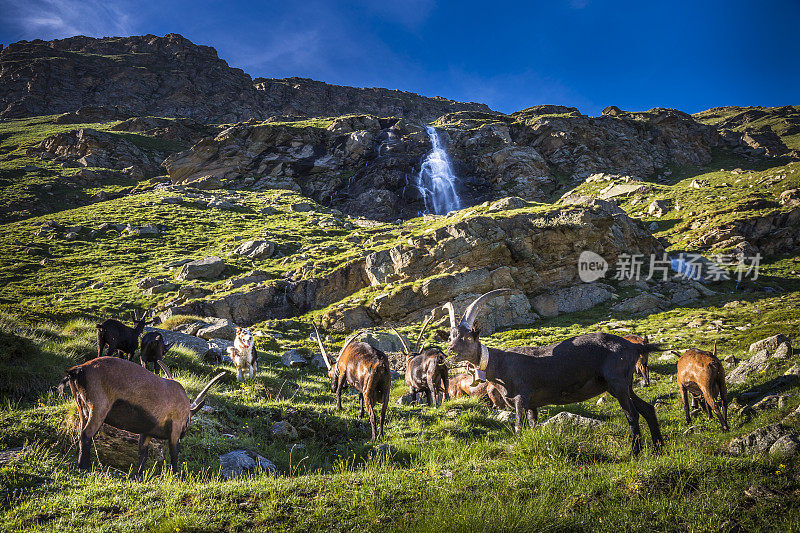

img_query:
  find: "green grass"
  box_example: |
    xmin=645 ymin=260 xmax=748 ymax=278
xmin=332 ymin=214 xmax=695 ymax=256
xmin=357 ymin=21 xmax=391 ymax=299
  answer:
xmin=1 ymin=113 xmax=800 ymax=531
xmin=1 ymin=297 xmax=800 ymax=531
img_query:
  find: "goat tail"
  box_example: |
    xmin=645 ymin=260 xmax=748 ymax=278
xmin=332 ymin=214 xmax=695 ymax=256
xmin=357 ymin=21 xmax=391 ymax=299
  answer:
xmin=189 ymin=372 xmax=226 ymax=414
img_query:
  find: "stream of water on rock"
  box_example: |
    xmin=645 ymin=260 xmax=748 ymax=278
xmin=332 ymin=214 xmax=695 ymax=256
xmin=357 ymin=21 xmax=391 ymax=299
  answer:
xmin=416 ymin=126 xmax=461 ymax=215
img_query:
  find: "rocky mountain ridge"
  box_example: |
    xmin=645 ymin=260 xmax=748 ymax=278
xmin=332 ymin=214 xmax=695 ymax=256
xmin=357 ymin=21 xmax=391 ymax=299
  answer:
xmin=0 ymin=34 xmax=491 ymax=123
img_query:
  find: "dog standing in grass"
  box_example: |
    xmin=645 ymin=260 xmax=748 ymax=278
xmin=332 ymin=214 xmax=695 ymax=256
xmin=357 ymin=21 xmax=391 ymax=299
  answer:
xmin=227 ymin=327 xmax=258 ymax=381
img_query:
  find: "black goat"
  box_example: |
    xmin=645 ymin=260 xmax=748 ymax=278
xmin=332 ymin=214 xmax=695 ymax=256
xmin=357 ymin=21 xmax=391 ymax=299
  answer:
xmin=96 ymin=311 xmax=147 ymax=360
xmin=139 ymin=331 xmax=174 ymax=374
xmin=443 ymin=289 xmax=664 ymax=456
xmin=392 ymin=316 xmax=449 ymax=407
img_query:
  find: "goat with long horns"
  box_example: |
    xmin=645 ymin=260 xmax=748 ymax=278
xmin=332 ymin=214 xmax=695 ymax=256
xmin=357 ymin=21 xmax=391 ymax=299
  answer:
xmin=442 ymin=289 xmax=665 ymax=456
xmin=312 ymin=324 xmax=391 ymax=441
xmin=392 ymin=316 xmax=450 ymax=407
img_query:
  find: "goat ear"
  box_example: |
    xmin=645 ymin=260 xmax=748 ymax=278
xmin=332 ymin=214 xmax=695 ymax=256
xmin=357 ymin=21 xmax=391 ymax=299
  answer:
xmin=435 ymin=329 xmax=450 ymax=341
xmin=471 ymin=327 xmax=481 ymax=339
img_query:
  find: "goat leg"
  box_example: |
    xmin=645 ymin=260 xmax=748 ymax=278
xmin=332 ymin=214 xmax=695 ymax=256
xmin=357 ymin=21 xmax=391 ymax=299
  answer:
xmin=365 ymin=396 xmax=377 ymax=442
xmin=680 ymin=385 xmax=692 ymax=425
xmin=379 ymin=383 xmax=389 ymax=441
xmin=427 ymin=376 xmax=438 ymax=407
xmin=168 ymin=438 xmax=180 ymax=473
xmin=78 ymin=401 xmax=108 ymax=470
xmin=359 ymin=393 xmax=365 ymax=419
xmin=335 ymin=375 xmax=345 ymax=412
xmin=513 ymin=395 xmax=528 ymax=433
xmin=631 ymin=391 xmax=664 ymax=452
xmin=614 ymin=392 xmax=642 ymax=456
xmin=526 ymin=407 xmax=538 ymax=428
xmin=136 ymin=435 xmax=151 ymax=478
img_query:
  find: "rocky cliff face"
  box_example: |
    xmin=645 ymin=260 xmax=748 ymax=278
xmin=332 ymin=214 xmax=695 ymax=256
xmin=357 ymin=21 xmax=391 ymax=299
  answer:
xmin=161 ymin=107 xmax=759 ymax=221
xmin=0 ymin=34 xmax=491 ymax=123
xmin=254 ymin=77 xmax=493 ymax=123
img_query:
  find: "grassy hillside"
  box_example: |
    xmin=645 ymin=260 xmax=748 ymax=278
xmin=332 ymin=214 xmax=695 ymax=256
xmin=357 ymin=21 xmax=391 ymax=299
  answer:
xmin=1 ymin=114 xmax=800 ymax=532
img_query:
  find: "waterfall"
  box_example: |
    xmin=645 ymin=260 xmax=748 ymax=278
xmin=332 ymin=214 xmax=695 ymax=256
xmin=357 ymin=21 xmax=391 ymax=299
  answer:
xmin=416 ymin=126 xmax=461 ymax=215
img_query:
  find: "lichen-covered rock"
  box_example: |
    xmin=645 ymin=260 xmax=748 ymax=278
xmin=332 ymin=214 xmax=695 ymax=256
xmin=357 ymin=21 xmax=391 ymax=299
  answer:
xmin=177 ymin=256 xmax=225 ymax=280
xmin=531 ymin=284 xmax=614 ymax=317
xmin=749 ymin=334 xmax=791 ymax=354
xmin=233 ymin=240 xmax=275 ymax=259
xmin=727 ymin=349 xmax=771 ymax=384
xmin=728 ymin=423 xmax=789 ymax=456
xmin=219 ymin=450 xmax=276 ymax=478
xmin=543 ymin=411 xmax=604 ymax=427
xmin=281 ymin=350 xmax=307 ymax=368
xmin=769 ymin=434 xmax=800 ymax=458
xmin=196 ymin=318 xmax=238 ymax=341
xmin=271 ymin=421 xmax=298 ymax=440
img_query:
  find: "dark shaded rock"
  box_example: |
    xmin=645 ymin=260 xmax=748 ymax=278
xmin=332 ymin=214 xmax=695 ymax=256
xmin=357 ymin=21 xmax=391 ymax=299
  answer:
xmin=219 ymin=450 xmax=276 ymax=478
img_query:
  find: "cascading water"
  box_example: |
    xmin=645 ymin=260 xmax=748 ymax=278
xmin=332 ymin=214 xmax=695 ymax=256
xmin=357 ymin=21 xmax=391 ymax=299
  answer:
xmin=416 ymin=126 xmax=461 ymax=215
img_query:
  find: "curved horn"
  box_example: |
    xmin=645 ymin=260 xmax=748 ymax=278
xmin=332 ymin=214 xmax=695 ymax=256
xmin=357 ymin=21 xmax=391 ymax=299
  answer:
xmin=713 ymin=340 xmax=717 ymax=358
xmin=443 ymin=302 xmax=457 ymax=330
xmin=390 ymin=327 xmax=411 ymax=355
xmin=415 ymin=315 xmax=432 ymax=353
xmin=312 ymin=322 xmax=332 ymax=370
xmin=157 ymin=360 xmax=174 ymax=380
xmin=460 ymin=289 xmax=513 ymax=330
xmin=337 ymin=331 xmax=361 ymax=359
xmin=190 ymin=372 xmax=226 ymax=413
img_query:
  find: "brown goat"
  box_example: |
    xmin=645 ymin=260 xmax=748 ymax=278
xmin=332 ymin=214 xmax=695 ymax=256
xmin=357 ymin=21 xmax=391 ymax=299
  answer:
xmin=59 ymin=357 xmax=224 ymax=476
xmin=677 ymin=342 xmax=729 ymax=431
xmin=392 ymin=317 xmax=449 ymax=407
xmin=448 ymin=372 xmax=511 ymax=410
xmin=312 ymin=324 xmax=391 ymax=441
xmin=623 ymin=334 xmax=651 ymax=386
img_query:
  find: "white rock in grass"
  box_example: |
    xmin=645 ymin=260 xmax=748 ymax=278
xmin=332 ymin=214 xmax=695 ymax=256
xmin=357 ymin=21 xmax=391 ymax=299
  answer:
xmin=543 ymin=411 xmax=604 ymax=427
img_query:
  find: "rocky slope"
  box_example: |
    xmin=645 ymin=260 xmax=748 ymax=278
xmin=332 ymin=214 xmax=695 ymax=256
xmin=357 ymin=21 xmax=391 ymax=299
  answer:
xmin=0 ymin=34 xmax=490 ymax=123
xmin=694 ymin=105 xmax=800 ymax=153
xmin=159 ymin=106 xmax=773 ymax=221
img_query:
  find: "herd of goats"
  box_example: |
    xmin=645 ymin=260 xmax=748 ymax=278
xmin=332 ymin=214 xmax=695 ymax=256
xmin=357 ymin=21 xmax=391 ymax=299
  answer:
xmin=58 ymin=289 xmax=730 ymax=477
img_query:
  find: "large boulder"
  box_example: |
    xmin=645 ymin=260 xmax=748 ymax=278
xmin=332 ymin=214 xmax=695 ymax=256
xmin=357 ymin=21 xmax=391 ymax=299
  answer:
xmin=543 ymin=411 xmax=604 ymax=427
xmin=143 ymin=327 xmax=232 ymax=357
xmin=233 ymin=240 xmax=275 ymax=260
xmin=728 ymin=424 xmax=791 ymax=456
xmin=281 ymin=350 xmax=307 ymax=368
xmin=531 ymin=284 xmax=613 ymax=317
xmin=177 ymin=256 xmax=225 ymax=280
xmin=219 ymin=450 xmax=277 ymax=478
xmin=727 ymin=349 xmax=772 ymax=385
xmin=749 ymin=334 xmax=791 ymax=354
xmin=196 ymin=318 xmax=238 ymax=341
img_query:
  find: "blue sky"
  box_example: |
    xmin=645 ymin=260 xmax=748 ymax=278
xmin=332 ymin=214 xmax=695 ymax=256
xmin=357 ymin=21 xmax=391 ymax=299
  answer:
xmin=1 ymin=0 xmax=797 ymax=115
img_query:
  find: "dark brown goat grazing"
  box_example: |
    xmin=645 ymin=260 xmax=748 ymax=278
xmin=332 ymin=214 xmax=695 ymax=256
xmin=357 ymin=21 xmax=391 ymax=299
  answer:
xmin=312 ymin=324 xmax=391 ymax=441
xmin=59 ymin=357 xmax=224 ymax=476
xmin=448 ymin=372 xmax=511 ymax=409
xmin=623 ymin=334 xmax=651 ymax=386
xmin=443 ymin=289 xmax=664 ymax=456
xmin=139 ymin=331 xmax=174 ymax=374
xmin=393 ymin=317 xmax=449 ymax=407
xmin=96 ymin=311 xmax=147 ymax=360
xmin=677 ymin=342 xmax=729 ymax=431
